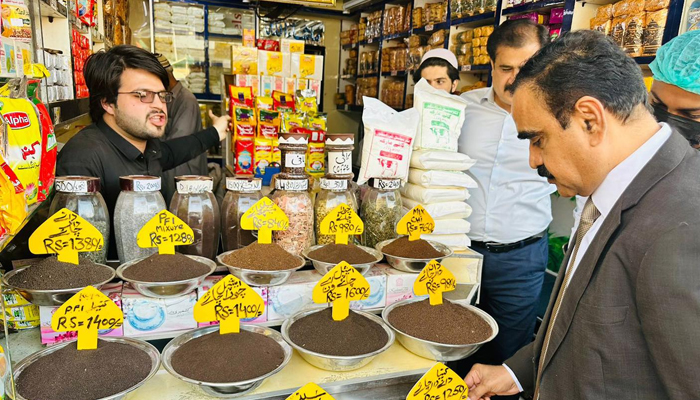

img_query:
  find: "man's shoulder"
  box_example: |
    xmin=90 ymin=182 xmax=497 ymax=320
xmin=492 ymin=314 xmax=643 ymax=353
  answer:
xmin=60 ymin=125 xmax=107 ymax=157
xmin=460 ymin=87 xmax=489 ymax=104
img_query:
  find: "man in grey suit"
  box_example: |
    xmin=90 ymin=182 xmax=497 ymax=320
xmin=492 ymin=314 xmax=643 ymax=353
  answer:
xmin=465 ymin=30 xmax=700 ymax=400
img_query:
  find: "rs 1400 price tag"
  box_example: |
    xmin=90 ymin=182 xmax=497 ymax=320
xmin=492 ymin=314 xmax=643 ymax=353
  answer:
xmin=136 ymin=210 xmax=194 ymax=254
xmin=414 ymin=260 xmax=457 ymax=306
xmin=407 ymin=363 xmax=468 ymax=400
xmin=193 ymin=275 xmax=265 ymax=334
xmin=397 ymin=205 xmax=435 ymax=241
xmin=319 ymin=203 xmax=363 ymax=245
xmin=240 ymin=197 xmax=289 ymax=244
xmin=286 ymin=383 xmax=335 ymax=400
xmin=29 ymin=208 xmax=104 ymax=264
xmin=312 ymin=262 xmax=370 ymax=321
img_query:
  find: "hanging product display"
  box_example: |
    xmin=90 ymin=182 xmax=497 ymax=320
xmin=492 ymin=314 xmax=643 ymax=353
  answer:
xmin=169 ymin=175 xmax=221 ymax=260
xmin=221 ymin=177 xmax=263 ymax=251
xmin=361 ymin=178 xmax=402 ymax=249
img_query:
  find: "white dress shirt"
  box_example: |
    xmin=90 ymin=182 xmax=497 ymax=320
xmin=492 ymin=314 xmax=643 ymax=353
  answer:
xmin=459 ymin=87 xmax=555 ymax=243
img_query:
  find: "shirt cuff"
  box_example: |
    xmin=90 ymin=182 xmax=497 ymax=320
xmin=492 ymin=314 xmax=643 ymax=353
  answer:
xmin=195 ymin=126 xmax=221 ymax=148
xmin=502 ymin=364 xmax=524 ymax=393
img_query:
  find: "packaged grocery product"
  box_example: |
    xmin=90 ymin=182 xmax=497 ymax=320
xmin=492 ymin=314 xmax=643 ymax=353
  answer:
xmin=28 ymin=80 xmax=56 ymax=203
xmin=408 ymin=35 xmax=426 ymax=48
xmin=305 ymin=114 xmax=327 ymax=131
xmin=254 ymin=137 xmax=272 ymax=175
xmin=550 ymin=7 xmax=565 ymax=24
xmin=1 ymin=97 xmax=42 ymax=204
xmin=231 ymin=45 xmax=258 ymax=75
xmin=292 ymin=127 xmax=325 ymax=143
xmin=272 ymin=138 xmax=281 ymax=164
xmin=235 ymin=139 xmax=254 ymax=175
xmin=234 ymin=75 xmax=260 ymax=97
xmin=642 ymin=9 xmax=668 ymax=56
xmin=306 ymin=142 xmax=325 ymax=177
xmin=413 ymin=7 xmax=424 ymax=28
xmin=428 ymin=30 xmax=446 ymax=47
xmin=281 ymin=38 xmax=305 ymax=53
xmin=613 ymin=0 xmax=644 ymax=16
xmin=644 ymin=0 xmax=670 ymax=11
xmin=1 ymin=0 xmax=31 ymax=40
xmin=611 ymin=17 xmax=627 ymax=47
xmin=474 ymin=27 xmax=483 ymax=37
xmin=272 ymin=90 xmax=295 ymax=113
xmin=358 ymin=97 xmax=420 ymax=185
xmin=591 ymin=16 xmax=612 ymax=35
xmin=258 ymin=50 xmax=289 ymax=77
xmin=77 ymin=0 xmax=95 ymax=26
xmin=291 ymin=53 xmax=324 ymax=80
xmin=596 ymin=4 xmax=614 ymax=19
xmin=421 ymin=233 xmax=470 ymax=250
xmin=432 ymin=218 xmax=471 ymax=234
xmin=257 ymin=109 xmax=280 ymax=139
xmin=482 ymin=25 xmax=494 ymax=36
xmin=282 ymin=112 xmax=305 ymax=133
xmin=0 ymin=152 xmax=27 ymax=239
xmin=623 ymin=13 xmax=644 ymax=57
xmin=413 ymin=79 xmax=468 ymax=151
xmin=296 ymin=89 xmax=318 ymax=115
xmin=456 ymin=31 xmax=472 ymax=43
xmin=549 ymin=25 xmax=563 ymax=40
xmin=233 ymin=106 xmax=255 ymax=140
xmin=255 ymin=96 xmax=274 ymax=110
xmin=259 ymin=75 xmax=285 ymax=97
xmin=256 ymin=38 xmax=280 ymax=51
xmin=410 ymin=149 xmax=476 ymax=170
xmin=402 ymin=197 xmax=472 ymax=220
xmin=228 ymin=85 xmax=254 ymax=108
xmin=408 ymin=169 xmax=477 ymax=188
xmin=400 ymin=183 xmax=469 ymax=203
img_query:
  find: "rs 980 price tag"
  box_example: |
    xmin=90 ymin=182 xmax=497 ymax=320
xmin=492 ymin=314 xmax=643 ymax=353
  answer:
xmin=319 ymin=203 xmax=363 ymax=245
xmin=414 ymin=260 xmax=457 ymax=306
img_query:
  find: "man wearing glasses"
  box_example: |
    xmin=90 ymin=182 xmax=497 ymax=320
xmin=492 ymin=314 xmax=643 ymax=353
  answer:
xmin=56 ymin=45 xmax=230 ymax=260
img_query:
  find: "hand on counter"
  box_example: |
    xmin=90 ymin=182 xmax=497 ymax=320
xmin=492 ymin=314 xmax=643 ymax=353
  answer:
xmin=465 ymin=364 xmax=520 ymax=400
xmin=209 ymin=110 xmax=231 ymax=141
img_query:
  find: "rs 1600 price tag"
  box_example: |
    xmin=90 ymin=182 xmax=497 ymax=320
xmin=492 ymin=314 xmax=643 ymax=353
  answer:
xmin=312 ymin=262 xmax=370 ymax=321
xmin=29 ymin=208 xmax=104 ymax=264
xmin=136 ymin=210 xmax=194 ymax=254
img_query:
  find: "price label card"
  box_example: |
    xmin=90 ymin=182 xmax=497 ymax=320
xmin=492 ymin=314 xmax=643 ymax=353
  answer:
xmin=240 ymin=197 xmax=289 ymax=244
xmin=51 ymin=286 xmax=123 ymax=350
xmin=29 ymin=208 xmax=104 ymax=265
xmin=414 ymin=260 xmax=457 ymax=306
xmin=136 ymin=210 xmax=194 ymax=255
xmin=407 ymin=363 xmax=468 ymax=400
xmin=286 ymin=383 xmax=335 ymax=400
xmin=319 ymin=203 xmax=363 ymax=245
xmin=312 ymin=262 xmax=370 ymax=321
xmin=397 ymin=205 xmax=435 ymax=241
xmin=194 ymin=275 xmax=265 ymax=334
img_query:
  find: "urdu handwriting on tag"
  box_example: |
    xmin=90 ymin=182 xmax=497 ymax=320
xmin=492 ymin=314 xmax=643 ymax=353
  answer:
xmin=414 ymin=260 xmax=457 ymax=306
xmin=397 ymin=204 xmax=435 ymax=241
xmin=319 ymin=203 xmax=364 ymax=245
xmin=28 ymin=208 xmax=104 ymax=264
xmin=312 ymin=262 xmax=370 ymax=321
xmin=285 ymin=383 xmax=335 ymax=400
xmin=193 ymin=275 xmax=265 ymax=334
xmin=240 ymin=196 xmax=290 ymax=244
xmin=136 ymin=210 xmax=194 ymax=255
xmin=406 ymin=362 xmax=468 ymax=400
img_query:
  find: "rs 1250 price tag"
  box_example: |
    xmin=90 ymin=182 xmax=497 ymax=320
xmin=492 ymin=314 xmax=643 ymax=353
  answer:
xmin=29 ymin=208 xmax=104 ymax=264
xmin=136 ymin=210 xmax=194 ymax=254
xmin=407 ymin=363 xmax=468 ymax=400
xmin=397 ymin=205 xmax=435 ymax=241
xmin=312 ymin=262 xmax=370 ymax=321
xmin=194 ymin=275 xmax=265 ymax=334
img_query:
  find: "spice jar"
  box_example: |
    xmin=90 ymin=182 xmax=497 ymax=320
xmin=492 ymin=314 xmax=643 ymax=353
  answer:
xmin=325 ymin=133 xmax=355 ymax=180
xmin=50 ymin=176 xmax=110 ymax=264
xmin=221 ymin=177 xmax=263 ymax=251
xmin=169 ymin=175 xmax=221 ymax=260
xmin=315 ymin=178 xmax=358 ymax=245
xmin=271 ymin=177 xmax=314 ymax=255
xmin=361 ymin=178 xmax=402 ymax=248
xmin=114 ymin=175 xmax=166 ymax=263
xmin=279 ymin=132 xmax=309 ymax=178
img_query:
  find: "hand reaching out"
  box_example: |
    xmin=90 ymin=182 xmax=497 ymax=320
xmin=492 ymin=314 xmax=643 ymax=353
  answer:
xmin=465 ymin=364 xmax=521 ymax=400
xmin=209 ymin=110 xmax=231 ymax=141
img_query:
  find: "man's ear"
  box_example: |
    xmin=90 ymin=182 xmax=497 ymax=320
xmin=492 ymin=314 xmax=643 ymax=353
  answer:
xmin=101 ymin=98 xmax=116 ymax=116
xmin=451 ymin=79 xmax=460 ymax=94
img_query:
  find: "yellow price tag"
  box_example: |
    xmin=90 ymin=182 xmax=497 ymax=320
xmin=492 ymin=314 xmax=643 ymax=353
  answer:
xmin=397 ymin=205 xmax=435 ymax=241
xmin=28 ymin=208 xmax=105 ymax=265
xmin=266 ymin=52 xmax=283 ymax=75
xmin=414 ymin=260 xmax=457 ymax=306
xmin=300 ymin=55 xmax=316 ymax=78
xmin=193 ymin=275 xmax=265 ymax=334
xmin=319 ymin=203 xmax=363 ymax=245
xmin=407 ymin=363 xmax=468 ymax=400
xmin=51 ymin=286 xmax=123 ymax=350
xmin=286 ymin=383 xmax=334 ymax=400
xmin=312 ymin=262 xmax=370 ymax=321
xmin=136 ymin=210 xmax=194 ymax=255
xmin=240 ymin=197 xmax=289 ymax=244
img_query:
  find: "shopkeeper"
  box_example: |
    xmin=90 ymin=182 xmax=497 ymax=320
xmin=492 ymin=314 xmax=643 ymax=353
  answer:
xmin=56 ymin=45 xmax=230 ymax=258
xmin=413 ymin=48 xmax=460 ymax=94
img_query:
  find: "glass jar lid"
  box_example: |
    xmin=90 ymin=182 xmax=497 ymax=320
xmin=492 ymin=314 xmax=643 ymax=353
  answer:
xmin=369 ymin=178 xmax=401 ymax=190
xmin=325 ymin=133 xmax=354 ymax=146
xmin=275 ymin=177 xmax=309 ymax=191
xmin=226 ymin=177 xmax=262 ymax=192
xmin=119 ymin=175 xmax=161 ymax=192
xmin=175 ymin=175 xmax=213 ymax=194
xmin=55 ymin=176 xmax=100 ymax=193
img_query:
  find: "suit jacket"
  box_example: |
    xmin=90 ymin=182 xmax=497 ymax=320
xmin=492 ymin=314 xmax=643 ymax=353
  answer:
xmin=507 ymin=131 xmax=700 ymax=399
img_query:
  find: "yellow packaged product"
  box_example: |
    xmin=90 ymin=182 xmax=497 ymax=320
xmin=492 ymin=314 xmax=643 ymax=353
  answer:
xmin=306 ymin=142 xmax=325 ymax=177
xmin=255 ymin=96 xmax=274 ymax=110
xmin=2 ymin=98 xmax=42 ymax=205
xmin=281 ymin=112 xmax=305 ymax=133
xmin=7 ymin=319 xmax=40 ymax=330
xmin=272 ymin=138 xmax=281 ymax=164
xmin=254 ymin=137 xmax=273 ymax=175
xmin=305 ymin=114 xmax=327 ymax=132
xmin=257 ymin=109 xmax=280 ymax=139
xmin=3 ymin=290 xmax=30 ymax=307
xmin=611 ymin=17 xmax=627 ymax=47
xmin=472 ymin=37 xmax=481 ymax=47
xmin=3 ymin=303 xmax=39 ymax=322
xmin=482 ymin=25 xmax=494 ymax=36
xmin=474 ymin=27 xmax=483 ymax=37
xmin=642 ymin=9 xmax=668 ymax=56
xmin=0 ymin=152 xmax=27 ymax=238
xmin=597 ymin=3 xmax=614 ymax=19
xmin=644 ymin=0 xmax=669 ymax=11
xmin=623 ymin=13 xmax=644 ymax=57
xmin=296 ymin=89 xmax=319 ymax=116
xmin=590 ymin=16 xmax=612 ymax=35
xmin=231 ymin=45 xmax=258 ymax=75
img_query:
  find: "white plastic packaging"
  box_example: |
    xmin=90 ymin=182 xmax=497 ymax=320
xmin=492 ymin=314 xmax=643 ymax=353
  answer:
xmin=422 ymin=233 xmax=471 ymax=250
xmin=401 ymin=197 xmax=472 ymax=220
xmin=400 ymin=183 xmax=469 ymax=203
xmin=410 ymin=149 xmax=476 ymax=170
xmin=408 ymin=168 xmax=478 ymax=189
xmin=413 ymin=79 xmax=468 ymax=151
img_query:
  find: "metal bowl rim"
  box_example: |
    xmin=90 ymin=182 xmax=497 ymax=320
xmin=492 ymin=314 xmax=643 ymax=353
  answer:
xmin=381 ymin=297 xmax=499 ymax=348
xmin=161 ymin=324 xmax=293 ymax=388
xmin=2 ymin=262 xmax=116 ymax=294
xmin=217 ymin=249 xmax=306 ymax=274
xmin=301 ymin=244 xmax=383 ymax=265
xmin=116 ymin=254 xmax=216 ymax=285
xmin=281 ymin=308 xmax=395 ymax=361
xmin=375 ymin=238 xmax=454 ymax=261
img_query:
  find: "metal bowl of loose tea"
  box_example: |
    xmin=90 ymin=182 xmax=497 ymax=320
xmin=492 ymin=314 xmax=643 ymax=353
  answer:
xmin=302 ymin=243 xmax=383 ymax=276
xmin=382 ymin=297 xmax=498 ymax=362
xmin=162 ymin=324 xmax=292 ymax=397
xmin=9 ymin=336 xmax=161 ymax=400
xmin=3 ymin=256 xmax=117 ymax=306
xmin=376 ymin=237 xmax=454 ymax=273
xmin=117 ymin=253 xmax=217 ymax=299
xmin=281 ymin=307 xmax=395 ymax=372
xmin=217 ymin=242 xmax=306 ymax=287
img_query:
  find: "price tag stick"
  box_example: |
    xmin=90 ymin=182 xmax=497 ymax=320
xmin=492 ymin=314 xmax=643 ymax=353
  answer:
xmin=29 ymin=208 xmax=105 ymax=265
xmin=397 ymin=205 xmax=435 ymax=242
xmin=194 ymin=275 xmax=265 ymax=334
xmin=136 ymin=210 xmax=194 ymax=255
xmin=240 ymin=197 xmax=290 ymax=244
xmin=286 ymin=383 xmax=335 ymax=400
xmin=406 ymin=363 xmax=468 ymax=400
xmin=312 ymin=262 xmax=370 ymax=321
xmin=414 ymin=260 xmax=457 ymax=306
xmin=319 ymin=203 xmax=364 ymax=245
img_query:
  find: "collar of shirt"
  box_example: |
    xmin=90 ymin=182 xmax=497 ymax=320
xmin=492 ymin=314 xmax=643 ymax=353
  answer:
xmin=97 ymin=118 xmax=162 ymax=162
xmin=479 ymin=87 xmax=509 ymax=115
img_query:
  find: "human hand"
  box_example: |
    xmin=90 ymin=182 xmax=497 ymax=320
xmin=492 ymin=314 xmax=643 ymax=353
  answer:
xmin=209 ymin=110 xmax=231 ymax=141
xmin=465 ymin=364 xmax=521 ymax=400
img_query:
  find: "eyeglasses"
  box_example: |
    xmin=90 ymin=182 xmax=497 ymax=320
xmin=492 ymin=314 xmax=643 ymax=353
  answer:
xmin=118 ymin=90 xmax=174 ymax=104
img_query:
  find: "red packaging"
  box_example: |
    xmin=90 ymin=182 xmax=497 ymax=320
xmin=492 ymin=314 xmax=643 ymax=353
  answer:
xmin=272 ymin=91 xmax=295 ymax=112
xmin=235 ymin=139 xmax=255 ymax=175
xmin=235 ymin=123 xmax=255 ymax=139
xmin=291 ymin=127 xmax=325 ymax=143
xmin=28 ymin=80 xmax=56 ymax=203
xmin=256 ymin=39 xmax=280 ymax=51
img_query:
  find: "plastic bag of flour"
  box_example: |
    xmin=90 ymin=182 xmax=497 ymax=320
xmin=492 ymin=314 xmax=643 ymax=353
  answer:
xmin=358 ymin=97 xmax=419 ymax=185
xmin=413 ymin=79 xmax=468 ymax=151
xmin=408 ymin=169 xmax=477 ymax=189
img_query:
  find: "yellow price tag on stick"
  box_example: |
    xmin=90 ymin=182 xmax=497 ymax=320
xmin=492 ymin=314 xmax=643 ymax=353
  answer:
xmin=397 ymin=205 xmax=435 ymax=241
xmin=414 ymin=260 xmax=457 ymax=306
xmin=286 ymin=383 xmax=335 ymax=400
xmin=312 ymin=262 xmax=370 ymax=321
xmin=193 ymin=275 xmax=265 ymax=334
xmin=407 ymin=363 xmax=468 ymax=400
xmin=29 ymin=208 xmax=105 ymax=265
xmin=319 ymin=203 xmax=363 ymax=245
xmin=136 ymin=210 xmax=194 ymax=255
xmin=240 ymin=197 xmax=289 ymax=244
xmin=51 ymin=286 xmax=123 ymax=350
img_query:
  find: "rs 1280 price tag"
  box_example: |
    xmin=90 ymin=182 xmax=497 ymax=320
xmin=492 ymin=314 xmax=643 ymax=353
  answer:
xmin=136 ymin=210 xmax=194 ymax=254
xmin=407 ymin=363 xmax=468 ymax=400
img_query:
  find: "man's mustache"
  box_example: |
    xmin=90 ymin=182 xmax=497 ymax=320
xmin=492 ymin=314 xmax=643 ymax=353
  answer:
xmin=537 ymin=165 xmax=554 ymax=180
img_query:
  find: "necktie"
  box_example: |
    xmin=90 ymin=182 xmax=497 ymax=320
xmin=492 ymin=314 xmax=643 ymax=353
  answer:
xmin=534 ymin=197 xmax=600 ymax=399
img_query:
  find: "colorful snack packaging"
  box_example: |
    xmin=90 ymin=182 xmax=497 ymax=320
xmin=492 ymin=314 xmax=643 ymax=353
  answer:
xmin=295 ymin=89 xmax=318 ymax=115
xmin=305 ymin=114 xmax=327 ymax=132
xmin=306 ymin=142 xmax=325 ymax=177
xmin=642 ymin=9 xmax=668 ymax=56
xmin=235 ymin=139 xmax=255 ymax=175
xmin=623 ymin=13 xmax=644 ymax=57
xmin=0 ymin=152 xmax=27 ymax=239
xmin=255 ymin=96 xmax=274 ymax=111
xmin=254 ymin=137 xmax=273 ymax=176
xmin=28 ymin=80 xmax=56 ymax=203
xmin=257 ymin=109 xmax=280 ymax=139
xmin=231 ymin=45 xmax=258 ymax=75
xmin=281 ymin=112 xmax=304 ymax=133
xmin=1 ymin=97 xmax=42 ymax=204
xmin=228 ymin=85 xmax=254 ymax=108
xmin=272 ymin=90 xmax=295 ymax=113
xmin=272 ymin=138 xmax=281 ymax=165
xmin=233 ymin=107 xmax=255 ymax=140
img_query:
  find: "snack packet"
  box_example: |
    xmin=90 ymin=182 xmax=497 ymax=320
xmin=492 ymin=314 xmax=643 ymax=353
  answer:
xmin=228 ymin=85 xmax=254 ymax=108
xmin=281 ymin=112 xmax=304 ymax=133
xmin=272 ymin=90 xmax=295 ymax=113
xmin=413 ymin=79 xmax=468 ymax=151
xmin=1 ymin=97 xmax=42 ymax=204
xmin=305 ymin=114 xmax=327 ymax=131
xmin=0 ymin=152 xmax=27 ymax=239
xmin=295 ymin=89 xmax=318 ymax=115
xmin=257 ymin=109 xmax=280 ymax=139
xmin=28 ymin=80 xmax=56 ymax=203
xmin=235 ymin=139 xmax=254 ymax=175
xmin=306 ymin=142 xmax=325 ymax=177
xmin=255 ymin=96 xmax=274 ymax=110
xmin=254 ymin=137 xmax=273 ymax=176
xmin=272 ymin=138 xmax=281 ymax=165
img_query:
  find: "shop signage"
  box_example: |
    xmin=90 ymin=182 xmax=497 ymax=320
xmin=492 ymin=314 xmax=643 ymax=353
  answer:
xmin=320 ymin=203 xmax=363 ymax=245
xmin=312 ymin=262 xmax=370 ymax=321
xmin=28 ymin=208 xmax=104 ymax=264
xmin=397 ymin=205 xmax=435 ymax=241
xmin=414 ymin=260 xmax=456 ymax=306
xmin=240 ymin=196 xmax=289 ymax=244
xmin=136 ymin=210 xmax=194 ymax=255
xmin=286 ymin=383 xmax=335 ymax=399
xmin=407 ymin=362 xmax=468 ymax=400
xmin=194 ymin=275 xmax=265 ymax=334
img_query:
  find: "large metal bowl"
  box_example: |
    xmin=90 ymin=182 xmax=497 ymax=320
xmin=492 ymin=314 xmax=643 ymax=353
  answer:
xmin=281 ymin=308 xmax=395 ymax=371
xmin=162 ymin=324 xmax=292 ymax=398
xmin=6 ymin=336 xmax=160 ymax=400
xmin=376 ymin=238 xmax=454 ymax=273
xmin=382 ymin=297 xmax=498 ymax=362
xmin=302 ymin=244 xmax=383 ymax=276
xmin=2 ymin=262 xmax=116 ymax=306
xmin=117 ymin=254 xmax=216 ymax=298
xmin=217 ymin=249 xmax=305 ymax=287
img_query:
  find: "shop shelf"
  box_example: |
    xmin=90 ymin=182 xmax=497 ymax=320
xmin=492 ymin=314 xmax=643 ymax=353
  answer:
xmin=412 ymin=21 xmax=450 ymax=34
xmin=208 ymin=33 xmax=242 ymax=40
xmin=459 ymin=64 xmax=491 ymax=72
xmin=359 ymin=72 xmax=379 ymax=78
xmin=39 ymin=0 xmax=67 ymax=18
xmin=501 ymin=0 xmax=565 ymax=15
xmin=341 ymin=74 xmax=357 ymax=80
xmin=634 ymin=56 xmax=655 ymax=65
xmin=382 ymin=31 xmax=410 ymax=41
xmin=381 ymin=70 xmax=407 ymax=77
xmin=155 ymin=27 xmax=205 ymax=36
xmin=359 ymin=37 xmax=381 ymax=45
xmin=451 ymin=12 xmax=496 ymax=27
xmin=342 ymin=42 xmax=359 ymax=50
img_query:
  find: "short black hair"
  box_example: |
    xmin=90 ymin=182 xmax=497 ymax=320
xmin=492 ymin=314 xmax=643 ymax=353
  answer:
xmin=511 ymin=30 xmax=648 ymax=129
xmin=486 ymin=19 xmax=550 ymax=62
xmin=413 ymin=57 xmax=460 ymax=84
xmin=84 ymin=45 xmax=169 ymax=122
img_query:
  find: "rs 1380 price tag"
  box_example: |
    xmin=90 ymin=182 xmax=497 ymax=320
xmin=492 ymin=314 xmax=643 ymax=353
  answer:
xmin=312 ymin=262 xmax=370 ymax=321
xmin=319 ymin=203 xmax=363 ymax=245
xmin=414 ymin=260 xmax=457 ymax=306
xmin=193 ymin=275 xmax=265 ymax=334
xmin=51 ymin=286 xmax=123 ymax=350
xmin=136 ymin=210 xmax=194 ymax=255
xmin=406 ymin=362 xmax=468 ymax=400
xmin=29 ymin=208 xmax=104 ymax=264
xmin=397 ymin=205 xmax=435 ymax=241
xmin=240 ymin=197 xmax=289 ymax=244
xmin=286 ymin=383 xmax=335 ymax=400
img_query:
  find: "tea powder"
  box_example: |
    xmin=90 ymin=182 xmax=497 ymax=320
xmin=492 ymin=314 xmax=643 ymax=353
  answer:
xmin=222 ymin=242 xmax=301 ymax=271
xmin=8 ymin=256 xmax=113 ymax=290
xmin=382 ymin=236 xmax=446 ymax=259
xmin=308 ymin=243 xmax=377 ymax=264
xmin=121 ymin=253 xmax=211 ymax=282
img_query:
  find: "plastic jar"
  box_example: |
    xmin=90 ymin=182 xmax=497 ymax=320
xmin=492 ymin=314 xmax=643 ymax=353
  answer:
xmin=271 ymin=177 xmax=314 ymax=255
xmin=279 ymin=132 xmax=309 ymax=178
xmin=325 ymin=133 xmax=355 ymax=180
xmin=360 ymin=178 xmax=402 ymax=248
xmin=314 ymin=178 xmax=358 ymax=245
xmin=169 ymin=175 xmax=221 ymax=260
xmin=114 ymin=175 xmax=166 ymax=263
xmin=50 ymin=176 xmax=110 ymax=263
xmin=221 ymin=177 xmax=262 ymax=251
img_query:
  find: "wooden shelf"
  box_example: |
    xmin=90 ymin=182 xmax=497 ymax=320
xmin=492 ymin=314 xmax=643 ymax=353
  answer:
xmin=451 ymin=12 xmax=496 ymax=27
xmin=501 ymin=0 xmax=565 ymax=15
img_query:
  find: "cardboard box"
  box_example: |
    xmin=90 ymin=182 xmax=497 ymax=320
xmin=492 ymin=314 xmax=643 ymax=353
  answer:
xmin=281 ymin=39 xmax=305 ymax=54
xmin=259 ymin=75 xmax=285 ymax=97
xmin=234 ymin=74 xmax=260 ymax=97
xmin=258 ymin=50 xmax=290 ymax=77
xmin=350 ymin=267 xmax=387 ymax=311
xmin=291 ymin=53 xmax=324 ymax=80
xmin=122 ymin=284 xmax=197 ymax=338
xmin=196 ymin=275 xmax=268 ymax=326
xmin=378 ymin=264 xmax=428 ymax=307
